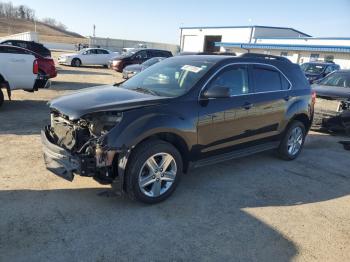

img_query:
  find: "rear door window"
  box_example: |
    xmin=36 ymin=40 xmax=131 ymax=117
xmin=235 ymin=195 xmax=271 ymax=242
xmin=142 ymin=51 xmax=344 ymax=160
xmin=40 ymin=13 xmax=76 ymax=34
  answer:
xmin=97 ymin=49 xmax=109 ymax=54
xmin=137 ymin=50 xmax=148 ymax=59
xmin=0 ymin=46 xmax=31 ymax=55
xmin=252 ymin=65 xmax=287 ymax=92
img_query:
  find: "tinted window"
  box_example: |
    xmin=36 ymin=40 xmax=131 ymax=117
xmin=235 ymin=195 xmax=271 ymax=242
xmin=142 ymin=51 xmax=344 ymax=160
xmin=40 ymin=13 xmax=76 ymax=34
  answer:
xmin=84 ymin=49 xmax=97 ymax=55
xmin=0 ymin=46 xmax=31 ymax=55
xmin=97 ymin=49 xmax=109 ymax=54
xmin=137 ymin=50 xmax=147 ymax=59
xmin=319 ymin=72 xmax=350 ymax=88
xmin=208 ymin=66 xmax=250 ymax=96
xmin=253 ymin=66 xmax=283 ymax=92
xmin=10 ymin=41 xmax=28 ymax=49
xmin=153 ymin=50 xmax=170 ymax=57
xmin=325 ymin=66 xmax=333 ymax=74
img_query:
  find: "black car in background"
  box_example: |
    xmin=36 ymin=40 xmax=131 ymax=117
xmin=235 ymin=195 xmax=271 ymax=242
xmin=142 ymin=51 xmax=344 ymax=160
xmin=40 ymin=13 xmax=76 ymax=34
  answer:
xmin=41 ymin=53 xmax=314 ymax=203
xmin=0 ymin=40 xmax=51 ymax=57
xmin=312 ymin=70 xmax=350 ymax=133
xmin=122 ymin=57 xmax=166 ymax=79
xmin=110 ymin=49 xmax=172 ymax=72
xmin=301 ymin=61 xmax=340 ymax=84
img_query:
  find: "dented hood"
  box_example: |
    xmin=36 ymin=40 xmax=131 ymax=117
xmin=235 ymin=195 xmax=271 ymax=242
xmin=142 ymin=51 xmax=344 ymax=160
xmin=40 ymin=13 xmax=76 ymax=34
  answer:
xmin=49 ymin=85 xmax=168 ymax=120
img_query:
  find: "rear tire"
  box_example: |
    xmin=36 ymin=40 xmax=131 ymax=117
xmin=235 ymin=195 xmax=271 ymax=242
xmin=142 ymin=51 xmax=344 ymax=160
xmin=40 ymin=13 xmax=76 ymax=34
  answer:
xmin=125 ymin=139 xmax=183 ymax=204
xmin=277 ymin=120 xmax=306 ymax=160
xmin=0 ymin=89 xmax=4 ymax=107
xmin=71 ymin=58 xmax=81 ymax=67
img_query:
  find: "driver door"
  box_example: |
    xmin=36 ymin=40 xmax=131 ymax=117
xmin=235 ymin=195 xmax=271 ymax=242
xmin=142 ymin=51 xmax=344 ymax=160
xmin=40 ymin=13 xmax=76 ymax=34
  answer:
xmin=197 ymin=65 xmax=256 ymax=157
xmin=133 ymin=50 xmax=148 ymax=65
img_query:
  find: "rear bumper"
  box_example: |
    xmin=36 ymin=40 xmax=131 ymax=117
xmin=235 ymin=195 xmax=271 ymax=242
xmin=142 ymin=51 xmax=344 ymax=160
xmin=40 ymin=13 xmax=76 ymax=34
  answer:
xmin=41 ymin=127 xmax=80 ymax=181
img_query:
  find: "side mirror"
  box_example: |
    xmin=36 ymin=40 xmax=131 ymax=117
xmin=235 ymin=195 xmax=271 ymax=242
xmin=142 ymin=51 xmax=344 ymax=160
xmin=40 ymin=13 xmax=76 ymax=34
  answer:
xmin=202 ymin=86 xmax=230 ymax=99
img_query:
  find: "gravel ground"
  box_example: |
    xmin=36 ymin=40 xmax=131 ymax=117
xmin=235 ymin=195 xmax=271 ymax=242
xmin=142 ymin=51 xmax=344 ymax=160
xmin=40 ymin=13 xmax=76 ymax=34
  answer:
xmin=0 ymin=52 xmax=349 ymax=262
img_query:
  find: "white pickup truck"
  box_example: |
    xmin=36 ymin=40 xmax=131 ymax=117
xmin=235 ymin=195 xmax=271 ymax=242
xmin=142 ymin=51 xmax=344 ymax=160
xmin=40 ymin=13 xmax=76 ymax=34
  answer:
xmin=0 ymin=45 xmax=42 ymax=107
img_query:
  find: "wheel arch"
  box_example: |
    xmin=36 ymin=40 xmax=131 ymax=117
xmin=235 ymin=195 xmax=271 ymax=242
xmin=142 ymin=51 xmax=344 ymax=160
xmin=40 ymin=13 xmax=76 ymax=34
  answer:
xmin=71 ymin=57 xmax=82 ymax=66
xmin=290 ymin=113 xmax=312 ymax=132
xmin=130 ymin=132 xmax=191 ymax=173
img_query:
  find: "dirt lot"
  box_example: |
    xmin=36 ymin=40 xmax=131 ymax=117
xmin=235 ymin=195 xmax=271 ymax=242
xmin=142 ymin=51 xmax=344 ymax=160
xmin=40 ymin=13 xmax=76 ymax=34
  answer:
xmin=0 ymin=52 xmax=350 ymax=262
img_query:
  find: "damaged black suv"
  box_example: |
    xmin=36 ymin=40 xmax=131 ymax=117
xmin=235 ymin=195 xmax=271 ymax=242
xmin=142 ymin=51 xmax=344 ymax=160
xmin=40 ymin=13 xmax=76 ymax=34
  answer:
xmin=42 ymin=53 xmax=314 ymax=203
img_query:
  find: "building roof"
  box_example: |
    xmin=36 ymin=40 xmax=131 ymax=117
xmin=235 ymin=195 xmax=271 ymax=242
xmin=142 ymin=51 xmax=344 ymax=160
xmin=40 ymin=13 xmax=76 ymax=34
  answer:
xmin=179 ymin=25 xmax=311 ymax=37
xmin=215 ymin=42 xmax=350 ymax=53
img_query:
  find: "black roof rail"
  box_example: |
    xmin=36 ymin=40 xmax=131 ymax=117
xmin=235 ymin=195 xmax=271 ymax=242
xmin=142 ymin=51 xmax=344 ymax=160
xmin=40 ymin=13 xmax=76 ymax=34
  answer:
xmin=240 ymin=53 xmax=292 ymax=63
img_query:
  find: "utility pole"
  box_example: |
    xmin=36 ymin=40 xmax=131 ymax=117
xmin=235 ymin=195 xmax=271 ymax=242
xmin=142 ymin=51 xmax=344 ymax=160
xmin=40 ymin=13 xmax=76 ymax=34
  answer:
xmin=93 ymin=24 xmax=96 ymax=37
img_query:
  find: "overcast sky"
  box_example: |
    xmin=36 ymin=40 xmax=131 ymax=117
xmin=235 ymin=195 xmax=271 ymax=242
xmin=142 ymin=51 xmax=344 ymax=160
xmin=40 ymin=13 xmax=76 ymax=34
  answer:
xmin=9 ymin=0 xmax=350 ymax=44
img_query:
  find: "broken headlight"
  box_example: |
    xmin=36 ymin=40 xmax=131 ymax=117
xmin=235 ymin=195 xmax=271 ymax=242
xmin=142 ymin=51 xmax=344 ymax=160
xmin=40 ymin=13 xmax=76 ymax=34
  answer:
xmin=85 ymin=112 xmax=123 ymax=136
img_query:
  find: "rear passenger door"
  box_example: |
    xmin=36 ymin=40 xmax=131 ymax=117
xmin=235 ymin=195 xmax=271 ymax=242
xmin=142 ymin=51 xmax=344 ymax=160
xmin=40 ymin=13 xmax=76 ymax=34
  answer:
xmin=248 ymin=64 xmax=291 ymax=136
xmin=96 ymin=49 xmax=109 ymax=65
xmin=133 ymin=50 xmax=148 ymax=64
xmin=81 ymin=49 xmax=97 ymax=65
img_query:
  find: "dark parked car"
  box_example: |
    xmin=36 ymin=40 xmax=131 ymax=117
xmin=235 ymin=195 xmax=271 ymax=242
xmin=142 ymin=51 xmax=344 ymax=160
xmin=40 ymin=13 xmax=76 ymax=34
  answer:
xmin=122 ymin=57 xmax=166 ymax=79
xmin=110 ymin=49 xmax=172 ymax=72
xmin=177 ymin=51 xmax=236 ymax=56
xmin=301 ymin=61 xmax=340 ymax=84
xmin=1 ymin=40 xmax=51 ymax=58
xmin=312 ymin=70 xmax=350 ymax=133
xmin=41 ymin=53 xmax=314 ymax=203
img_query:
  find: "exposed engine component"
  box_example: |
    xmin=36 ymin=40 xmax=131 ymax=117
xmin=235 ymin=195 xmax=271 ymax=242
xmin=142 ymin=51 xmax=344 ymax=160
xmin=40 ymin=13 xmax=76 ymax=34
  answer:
xmin=84 ymin=112 xmax=123 ymax=137
xmin=313 ymin=98 xmax=350 ymax=134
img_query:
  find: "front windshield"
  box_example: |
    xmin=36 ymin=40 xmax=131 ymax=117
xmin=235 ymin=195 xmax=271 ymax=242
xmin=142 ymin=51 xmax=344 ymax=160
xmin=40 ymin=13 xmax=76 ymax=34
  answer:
xmin=318 ymin=72 xmax=350 ymax=88
xmin=121 ymin=57 xmax=215 ymax=97
xmin=301 ymin=63 xmax=326 ymax=74
xmin=122 ymin=49 xmax=137 ymax=56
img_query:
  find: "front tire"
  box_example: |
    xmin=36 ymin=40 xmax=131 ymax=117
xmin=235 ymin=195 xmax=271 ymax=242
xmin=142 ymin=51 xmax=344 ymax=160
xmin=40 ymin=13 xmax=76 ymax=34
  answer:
xmin=71 ymin=58 xmax=81 ymax=67
xmin=125 ymin=140 xmax=183 ymax=204
xmin=278 ymin=120 xmax=306 ymax=160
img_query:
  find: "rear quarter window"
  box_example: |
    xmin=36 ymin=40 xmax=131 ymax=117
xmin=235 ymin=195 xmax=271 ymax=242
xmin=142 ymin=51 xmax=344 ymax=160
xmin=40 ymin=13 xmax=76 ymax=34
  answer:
xmin=252 ymin=66 xmax=288 ymax=92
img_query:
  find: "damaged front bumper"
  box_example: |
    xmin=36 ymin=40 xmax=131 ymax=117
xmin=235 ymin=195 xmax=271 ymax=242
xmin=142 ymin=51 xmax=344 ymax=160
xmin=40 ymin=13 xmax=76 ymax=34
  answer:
xmin=313 ymin=99 xmax=350 ymax=133
xmin=41 ymin=125 xmax=129 ymax=195
xmin=41 ymin=127 xmax=81 ymax=181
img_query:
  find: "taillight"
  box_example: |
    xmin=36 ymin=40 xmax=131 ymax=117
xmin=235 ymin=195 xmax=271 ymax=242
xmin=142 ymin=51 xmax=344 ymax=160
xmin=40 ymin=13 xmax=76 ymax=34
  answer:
xmin=311 ymin=90 xmax=317 ymax=104
xmin=33 ymin=59 xmax=39 ymax=74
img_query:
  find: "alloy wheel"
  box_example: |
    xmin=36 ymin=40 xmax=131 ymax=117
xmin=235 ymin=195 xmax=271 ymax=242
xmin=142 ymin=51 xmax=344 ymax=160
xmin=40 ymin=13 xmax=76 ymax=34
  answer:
xmin=287 ymin=126 xmax=304 ymax=156
xmin=138 ymin=153 xmax=177 ymax=197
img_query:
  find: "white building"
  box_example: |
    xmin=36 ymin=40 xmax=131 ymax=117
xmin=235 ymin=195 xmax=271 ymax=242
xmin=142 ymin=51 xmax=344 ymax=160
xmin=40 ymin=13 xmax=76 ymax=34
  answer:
xmin=180 ymin=25 xmax=350 ymax=69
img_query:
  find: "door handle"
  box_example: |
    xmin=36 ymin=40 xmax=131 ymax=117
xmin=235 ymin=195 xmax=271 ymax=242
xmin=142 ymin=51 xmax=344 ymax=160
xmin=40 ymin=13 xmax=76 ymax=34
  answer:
xmin=242 ymin=102 xmax=253 ymax=110
xmin=284 ymin=95 xmax=292 ymax=101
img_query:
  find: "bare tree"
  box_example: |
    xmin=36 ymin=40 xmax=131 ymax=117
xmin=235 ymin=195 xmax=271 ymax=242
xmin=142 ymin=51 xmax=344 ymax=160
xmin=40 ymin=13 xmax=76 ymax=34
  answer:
xmin=0 ymin=1 xmax=35 ymax=20
xmin=42 ymin=17 xmax=67 ymax=31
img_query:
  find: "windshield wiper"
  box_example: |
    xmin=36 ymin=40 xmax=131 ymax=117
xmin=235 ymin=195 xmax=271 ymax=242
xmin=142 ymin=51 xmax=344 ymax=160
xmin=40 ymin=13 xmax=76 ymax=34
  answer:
xmin=132 ymin=87 xmax=159 ymax=96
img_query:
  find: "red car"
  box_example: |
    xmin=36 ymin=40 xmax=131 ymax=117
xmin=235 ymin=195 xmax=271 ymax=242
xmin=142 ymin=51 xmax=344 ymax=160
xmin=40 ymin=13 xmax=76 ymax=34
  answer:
xmin=31 ymin=51 xmax=57 ymax=79
xmin=0 ymin=44 xmax=57 ymax=80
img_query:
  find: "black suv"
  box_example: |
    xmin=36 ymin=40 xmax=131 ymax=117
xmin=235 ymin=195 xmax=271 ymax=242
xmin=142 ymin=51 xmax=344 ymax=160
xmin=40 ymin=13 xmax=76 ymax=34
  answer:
xmin=301 ymin=61 xmax=340 ymax=84
xmin=41 ymin=54 xmax=314 ymax=203
xmin=1 ymin=40 xmax=51 ymax=57
xmin=110 ymin=49 xmax=172 ymax=72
